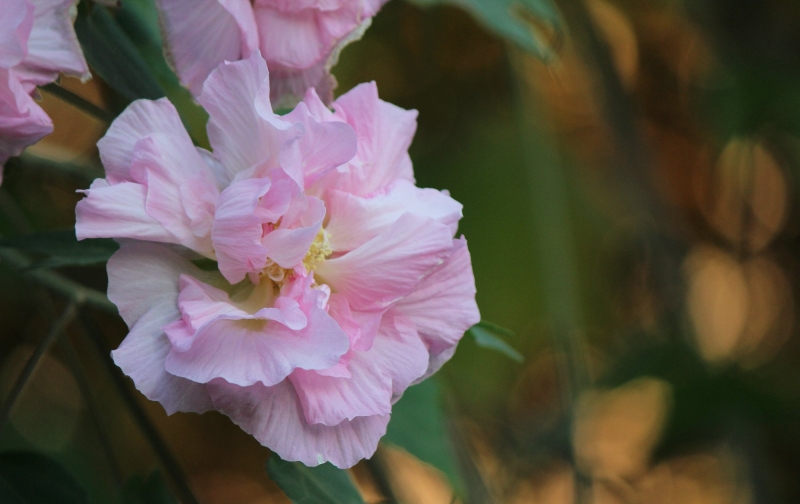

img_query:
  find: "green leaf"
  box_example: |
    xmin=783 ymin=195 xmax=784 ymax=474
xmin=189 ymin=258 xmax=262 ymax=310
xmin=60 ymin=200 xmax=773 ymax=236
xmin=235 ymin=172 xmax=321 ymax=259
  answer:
xmin=407 ymin=0 xmax=562 ymax=60
xmin=122 ymin=471 xmax=177 ymax=504
xmin=75 ymin=3 xmax=165 ymax=101
xmin=468 ymin=321 xmax=524 ymax=362
xmin=0 ymin=229 xmax=119 ymax=269
xmin=266 ymin=455 xmax=364 ymax=504
xmin=113 ymin=0 xmax=210 ymax=146
xmin=0 ymin=451 xmax=89 ymax=504
xmin=385 ymin=379 xmax=464 ymax=493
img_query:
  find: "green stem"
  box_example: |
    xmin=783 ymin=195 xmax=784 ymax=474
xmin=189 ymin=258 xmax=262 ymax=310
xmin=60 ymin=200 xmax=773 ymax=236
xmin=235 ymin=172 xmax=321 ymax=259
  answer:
xmin=0 ymin=246 xmax=117 ymax=313
xmin=0 ymin=300 xmax=82 ymax=433
xmin=41 ymin=82 xmax=115 ymax=123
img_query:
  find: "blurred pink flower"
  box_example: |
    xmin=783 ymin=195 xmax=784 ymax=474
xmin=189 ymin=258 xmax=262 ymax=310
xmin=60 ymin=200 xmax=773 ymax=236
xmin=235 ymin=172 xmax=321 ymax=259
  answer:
xmin=0 ymin=0 xmax=89 ymax=181
xmin=157 ymin=0 xmax=387 ymax=107
xmin=76 ymin=52 xmax=479 ymax=467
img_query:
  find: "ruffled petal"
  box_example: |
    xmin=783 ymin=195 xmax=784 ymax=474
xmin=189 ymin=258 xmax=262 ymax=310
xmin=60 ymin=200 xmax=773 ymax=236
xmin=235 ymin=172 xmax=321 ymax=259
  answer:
xmin=108 ymin=242 xmax=215 ymax=415
xmin=15 ymin=0 xmax=89 ymax=86
xmin=280 ymin=101 xmax=357 ymax=188
xmin=198 ymin=51 xmax=300 ymax=183
xmin=157 ymin=0 xmax=258 ymax=96
xmin=291 ymin=309 xmax=428 ymax=426
xmin=96 ymin=98 xmax=190 ymax=185
xmin=75 ymin=179 xmax=174 ymax=243
xmin=315 ymin=212 xmax=453 ymax=311
xmin=396 ymin=237 xmax=480 ymax=380
xmin=325 ymin=179 xmax=462 ymax=252
xmin=0 ymin=0 xmax=34 ymax=68
xmin=209 ymin=379 xmax=389 ymax=468
xmin=316 ymin=82 xmax=417 ymax=195
xmin=0 ymin=67 xmax=52 ymax=168
xmin=164 ymin=274 xmax=349 ymax=387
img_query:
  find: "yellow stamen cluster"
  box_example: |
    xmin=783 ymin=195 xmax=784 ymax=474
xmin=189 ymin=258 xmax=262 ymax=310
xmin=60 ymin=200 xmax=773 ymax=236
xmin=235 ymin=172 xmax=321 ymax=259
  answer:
xmin=303 ymin=229 xmax=332 ymax=271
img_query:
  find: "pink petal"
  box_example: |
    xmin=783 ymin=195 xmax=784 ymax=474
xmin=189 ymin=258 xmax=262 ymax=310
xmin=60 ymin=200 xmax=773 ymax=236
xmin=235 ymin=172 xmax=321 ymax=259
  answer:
xmin=280 ymin=101 xmax=357 ymax=188
xmin=97 ymin=98 xmax=192 ymax=185
xmin=157 ymin=0 xmax=258 ymax=96
xmin=164 ymin=274 xmax=349 ymax=387
xmin=15 ymin=0 xmax=89 ymax=86
xmin=316 ymin=82 xmax=417 ymax=195
xmin=315 ymin=213 xmax=454 ymax=311
xmin=396 ymin=237 xmax=480 ymax=380
xmin=209 ymin=379 xmax=389 ymax=468
xmin=0 ymin=67 xmax=52 ymax=167
xmin=108 ymin=242 xmax=214 ymax=415
xmin=211 ymin=177 xmax=272 ymax=284
xmin=261 ymin=199 xmax=325 ymax=267
xmin=75 ymin=179 xmax=174 ymax=243
xmin=290 ymin=309 xmax=428 ymax=426
xmin=325 ymin=179 xmax=462 ymax=252
xmin=0 ymin=0 xmax=34 ymax=68
xmin=198 ymin=52 xmax=300 ymax=183
xmin=128 ymin=133 xmax=219 ymax=255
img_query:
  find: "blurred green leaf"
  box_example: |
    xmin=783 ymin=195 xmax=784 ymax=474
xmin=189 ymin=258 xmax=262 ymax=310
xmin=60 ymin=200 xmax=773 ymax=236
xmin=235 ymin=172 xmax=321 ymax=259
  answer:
xmin=0 ymin=451 xmax=89 ymax=504
xmin=0 ymin=229 xmax=118 ymax=269
xmin=114 ymin=0 xmax=210 ymax=146
xmin=385 ymin=379 xmax=464 ymax=493
xmin=468 ymin=321 xmax=524 ymax=362
xmin=75 ymin=3 xmax=165 ymax=101
xmin=122 ymin=471 xmax=177 ymax=504
xmin=266 ymin=456 xmax=363 ymax=504
xmin=407 ymin=0 xmax=561 ymax=60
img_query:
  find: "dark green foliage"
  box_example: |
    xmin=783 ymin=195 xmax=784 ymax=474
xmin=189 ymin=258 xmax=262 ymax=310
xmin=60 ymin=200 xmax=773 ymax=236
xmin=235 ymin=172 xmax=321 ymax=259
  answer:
xmin=0 ymin=229 xmax=118 ymax=269
xmin=0 ymin=452 xmax=89 ymax=504
xmin=266 ymin=455 xmax=364 ymax=504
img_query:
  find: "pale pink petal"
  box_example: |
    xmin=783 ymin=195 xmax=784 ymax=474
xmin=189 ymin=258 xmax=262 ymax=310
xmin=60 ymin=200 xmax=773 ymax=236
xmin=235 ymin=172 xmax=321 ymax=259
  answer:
xmin=0 ymin=0 xmax=34 ymax=68
xmin=396 ymin=237 xmax=480 ymax=380
xmin=261 ymin=196 xmax=325 ymax=268
xmin=315 ymin=82 xmax=417 ymax=195
xmin=325 ymin=179 xmax=462 ymax=252
xmin=211 ymin=177 xmax=272 ymax=284
xmin=315 ymin=213 xmax=453 ymax=311
xmin=75 ymin=179 xmax=174 ymax=243
xmin=209 ymin=379 xmax=389 ymax=468
xmin=108 ymin=242 xmax=215 ymax=414
xmin=291 ymin=309 xmax=427 ymax=426
xmin=128 ymin=133 xmax=218 ymax=255
xmin=301 ymin=87 xmax=335 ymax=122
xmin=164 ymin=274 xmax=349 ymax=387
xmin=157 ymin=0 xmax=258 ymax=96
xmin=97 ymin=98 xmax=190 ymax=185
xmin=15 ymin=0 xmax=89 ymax=86
xmin=0 ymin=67 xmax=52 ymax=167
xmin=198 ymin=52 xmax=300 ymax=183
xmin=280 ymin=101 xmax=357 ymax=187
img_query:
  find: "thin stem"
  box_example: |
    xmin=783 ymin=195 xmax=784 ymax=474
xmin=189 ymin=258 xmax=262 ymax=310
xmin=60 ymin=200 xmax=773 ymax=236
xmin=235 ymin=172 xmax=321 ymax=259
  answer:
xmin=0 ymin=299 xmax=82 ymax=433
xmin=59 ymin=334 xmax=125 ymax=487
xmin=77 ymin=312 xmax=200 ymax=504
xmin=41 ymin=82 xmax=115 ymax=123
xmin=0 ymin=246 xmax=117 ymax=313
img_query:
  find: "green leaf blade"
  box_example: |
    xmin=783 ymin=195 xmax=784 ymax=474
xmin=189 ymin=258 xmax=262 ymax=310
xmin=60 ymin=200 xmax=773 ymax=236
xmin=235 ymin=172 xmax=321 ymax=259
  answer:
xmin=0 ymin=451 xmax=89 ymax=504
xmin=266 ymin=456 xmax=364 ymax=504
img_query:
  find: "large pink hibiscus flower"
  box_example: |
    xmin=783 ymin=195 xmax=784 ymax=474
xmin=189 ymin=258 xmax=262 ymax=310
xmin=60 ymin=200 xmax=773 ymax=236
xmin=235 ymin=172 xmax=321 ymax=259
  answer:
xmin=75 ymin=51 xmax=479 ymax=467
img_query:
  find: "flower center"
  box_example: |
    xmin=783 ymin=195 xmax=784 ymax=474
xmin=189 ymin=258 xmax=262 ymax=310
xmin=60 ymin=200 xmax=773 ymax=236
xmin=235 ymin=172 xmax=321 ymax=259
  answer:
xmin=303 ymin=229 xmax=332 ymax=271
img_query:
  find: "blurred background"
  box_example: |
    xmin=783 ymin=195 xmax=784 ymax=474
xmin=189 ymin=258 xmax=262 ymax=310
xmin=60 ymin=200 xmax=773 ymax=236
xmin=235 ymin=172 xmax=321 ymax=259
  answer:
xmin=2 ymin=0 xmax=800 ymax=502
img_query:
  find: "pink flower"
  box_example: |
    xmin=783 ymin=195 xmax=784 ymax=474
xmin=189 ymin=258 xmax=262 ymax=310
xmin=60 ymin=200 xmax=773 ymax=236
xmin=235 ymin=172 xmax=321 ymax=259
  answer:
xmin=76 ymin=52 xmax=479 ymax=467
xmin=0 ymin=0 xmax=89 ymax=181
xmin=157 ymin=0 xmax=387 ymax=107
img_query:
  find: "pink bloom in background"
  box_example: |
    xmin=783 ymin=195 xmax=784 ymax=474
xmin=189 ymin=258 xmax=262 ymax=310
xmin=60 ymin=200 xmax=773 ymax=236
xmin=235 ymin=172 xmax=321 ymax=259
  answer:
xmin=75 ymin=51 xmax=479 ymax=468
xmin=0 ymin=0 xmax=89 ymax=182
xmin=157 ymin=0 xmax=387 ymax=107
